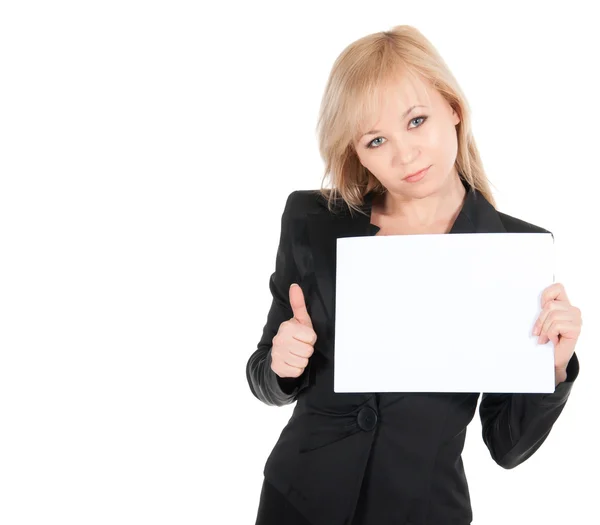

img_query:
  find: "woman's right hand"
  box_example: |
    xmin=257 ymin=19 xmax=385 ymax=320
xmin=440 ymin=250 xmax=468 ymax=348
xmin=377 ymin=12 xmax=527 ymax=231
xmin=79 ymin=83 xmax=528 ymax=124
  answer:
xmin=271 ymin=283 xmax=317 ymax=378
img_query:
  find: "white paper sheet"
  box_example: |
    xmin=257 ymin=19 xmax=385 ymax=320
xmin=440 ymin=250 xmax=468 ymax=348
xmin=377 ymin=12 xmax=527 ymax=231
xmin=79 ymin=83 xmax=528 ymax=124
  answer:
xmin=334 ymin=233 xmax=555 ymax=393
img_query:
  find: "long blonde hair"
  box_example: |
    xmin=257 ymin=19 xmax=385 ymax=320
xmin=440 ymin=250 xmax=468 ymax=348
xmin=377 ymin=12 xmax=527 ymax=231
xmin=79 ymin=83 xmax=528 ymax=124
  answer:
xmin=315 ymin=25 xmax=496 ymax=215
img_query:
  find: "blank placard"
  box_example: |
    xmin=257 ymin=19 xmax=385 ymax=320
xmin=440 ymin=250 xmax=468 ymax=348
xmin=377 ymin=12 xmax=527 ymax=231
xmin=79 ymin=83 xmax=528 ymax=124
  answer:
xmin=334 ymin=233 xmax=555 ymax=393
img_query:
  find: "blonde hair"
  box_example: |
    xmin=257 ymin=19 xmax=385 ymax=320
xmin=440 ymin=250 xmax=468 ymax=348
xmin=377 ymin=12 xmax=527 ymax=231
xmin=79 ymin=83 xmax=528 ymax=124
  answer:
xmin=315 ymin=25 xmax=496 ymax=215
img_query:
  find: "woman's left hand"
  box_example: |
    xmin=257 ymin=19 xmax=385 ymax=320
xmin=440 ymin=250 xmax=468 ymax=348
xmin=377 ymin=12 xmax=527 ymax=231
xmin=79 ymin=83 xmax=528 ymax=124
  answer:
xmin=532 ymin=282 xmax=582 ymax=373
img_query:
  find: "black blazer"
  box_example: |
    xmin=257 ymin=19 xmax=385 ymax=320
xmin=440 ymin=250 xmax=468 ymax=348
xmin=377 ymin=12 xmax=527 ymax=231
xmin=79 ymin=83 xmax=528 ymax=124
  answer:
xmin=246 ymin=181 xmax=579 ymax=525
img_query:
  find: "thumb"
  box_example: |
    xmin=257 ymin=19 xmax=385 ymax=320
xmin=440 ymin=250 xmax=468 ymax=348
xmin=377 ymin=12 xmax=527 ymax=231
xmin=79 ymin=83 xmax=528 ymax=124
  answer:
xmin=289 ymin=283 xmax=313 ymax=328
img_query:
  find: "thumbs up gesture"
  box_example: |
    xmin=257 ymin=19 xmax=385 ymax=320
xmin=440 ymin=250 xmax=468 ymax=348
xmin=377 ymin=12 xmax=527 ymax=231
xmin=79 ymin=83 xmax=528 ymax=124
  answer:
xmin=270 ymin=284 xmax=317 ymax=379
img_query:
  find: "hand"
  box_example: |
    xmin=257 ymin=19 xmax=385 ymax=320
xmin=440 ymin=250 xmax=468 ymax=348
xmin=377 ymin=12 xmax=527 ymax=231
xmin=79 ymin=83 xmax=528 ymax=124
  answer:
xmin=270 ymin=283 xmax=317 ymax=379
xmin=532 ymin=282 xmax=582 ymax=373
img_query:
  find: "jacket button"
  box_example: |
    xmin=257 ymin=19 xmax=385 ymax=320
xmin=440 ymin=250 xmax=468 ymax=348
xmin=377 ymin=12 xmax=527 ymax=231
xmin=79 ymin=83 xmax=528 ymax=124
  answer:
xmin=357 ymin=407 xmax=378 ymax=431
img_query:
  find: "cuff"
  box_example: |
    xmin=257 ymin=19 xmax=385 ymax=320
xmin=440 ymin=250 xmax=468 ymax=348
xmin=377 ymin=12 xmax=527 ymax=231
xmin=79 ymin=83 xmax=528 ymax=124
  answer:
xmin=536 ymin=352 xmax=579 ymax=405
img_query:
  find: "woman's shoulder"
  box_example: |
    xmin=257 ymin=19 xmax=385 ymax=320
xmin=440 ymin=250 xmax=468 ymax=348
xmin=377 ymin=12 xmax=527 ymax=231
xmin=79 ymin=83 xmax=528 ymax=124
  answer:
xmin=496 ymin=210 xmax=552 ymax=235
xmin=285 ymin=189 xmax=347 ymax=216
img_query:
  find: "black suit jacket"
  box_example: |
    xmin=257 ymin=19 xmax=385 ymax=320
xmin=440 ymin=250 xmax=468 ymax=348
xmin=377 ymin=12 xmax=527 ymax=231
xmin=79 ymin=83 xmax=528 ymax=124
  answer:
xmin=246 ymin=181 xmax=579 ymax=525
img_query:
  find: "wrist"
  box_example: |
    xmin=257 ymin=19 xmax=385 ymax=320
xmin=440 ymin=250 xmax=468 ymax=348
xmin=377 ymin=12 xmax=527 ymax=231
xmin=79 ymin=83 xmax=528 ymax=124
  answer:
xmin=555 ymin=367 xmax=568 ymax=386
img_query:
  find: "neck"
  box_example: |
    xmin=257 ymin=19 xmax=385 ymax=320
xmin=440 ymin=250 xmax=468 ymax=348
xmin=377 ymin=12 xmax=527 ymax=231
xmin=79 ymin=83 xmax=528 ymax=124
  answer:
xmin=375 ymin=172 xmax=467 ymax=228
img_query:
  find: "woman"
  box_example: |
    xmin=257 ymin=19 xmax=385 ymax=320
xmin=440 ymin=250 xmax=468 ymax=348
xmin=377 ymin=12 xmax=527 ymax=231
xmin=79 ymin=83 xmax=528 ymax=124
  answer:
xmin=246 ymin=25 xmax=582 ymax=525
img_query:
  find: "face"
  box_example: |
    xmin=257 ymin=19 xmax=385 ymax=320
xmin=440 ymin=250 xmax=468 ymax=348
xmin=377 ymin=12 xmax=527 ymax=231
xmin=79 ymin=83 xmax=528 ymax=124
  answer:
xmin=353 ymin=73 xmax=461 ymax=200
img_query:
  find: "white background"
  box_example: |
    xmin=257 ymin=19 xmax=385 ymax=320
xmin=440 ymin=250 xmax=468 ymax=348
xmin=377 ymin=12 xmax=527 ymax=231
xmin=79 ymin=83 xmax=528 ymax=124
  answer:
xmin=0 ymin=1 xmax=598 ymax=524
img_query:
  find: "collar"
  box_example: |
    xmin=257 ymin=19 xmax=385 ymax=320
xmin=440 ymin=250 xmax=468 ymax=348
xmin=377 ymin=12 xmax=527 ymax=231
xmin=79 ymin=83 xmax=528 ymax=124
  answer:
xmin=353 ymin=177 xmax=507 ymax=235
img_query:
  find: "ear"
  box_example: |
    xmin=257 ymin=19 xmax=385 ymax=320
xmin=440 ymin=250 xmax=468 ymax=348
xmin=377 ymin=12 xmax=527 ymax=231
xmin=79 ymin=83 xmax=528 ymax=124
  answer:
xmin=451 ymin=107 xmax=461 ymax=126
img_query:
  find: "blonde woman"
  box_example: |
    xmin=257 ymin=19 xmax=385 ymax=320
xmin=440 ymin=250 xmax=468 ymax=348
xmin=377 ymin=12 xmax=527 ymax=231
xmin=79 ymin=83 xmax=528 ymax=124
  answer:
xmin=246 ymin=25 xmax=582 ymax=525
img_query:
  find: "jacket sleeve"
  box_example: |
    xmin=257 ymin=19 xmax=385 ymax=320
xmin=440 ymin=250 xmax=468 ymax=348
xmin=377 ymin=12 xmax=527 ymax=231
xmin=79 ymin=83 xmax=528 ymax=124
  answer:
xmin=479 ymin=351 xmax=579 ymax=469
xmin=246 ymin=191 xmax=311 ymax=407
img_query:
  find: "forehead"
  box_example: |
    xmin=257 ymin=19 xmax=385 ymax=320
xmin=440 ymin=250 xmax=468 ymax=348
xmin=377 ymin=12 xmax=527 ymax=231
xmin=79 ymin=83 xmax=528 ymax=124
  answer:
xmin=380 ymin=72 xmax=432 ymax=102
xmin=359 ymin=73 xmax=436 ymax=128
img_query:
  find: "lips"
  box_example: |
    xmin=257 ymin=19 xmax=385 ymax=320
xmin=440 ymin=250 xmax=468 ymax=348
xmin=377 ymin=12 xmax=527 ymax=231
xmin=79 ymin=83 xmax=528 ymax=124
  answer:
xmin=403 ymin=165 xmax=431 ymax=182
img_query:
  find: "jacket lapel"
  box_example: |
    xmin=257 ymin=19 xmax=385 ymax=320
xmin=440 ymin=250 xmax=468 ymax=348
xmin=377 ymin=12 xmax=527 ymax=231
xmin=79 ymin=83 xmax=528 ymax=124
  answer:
xmin=449 ymin=184 xmax=507 ymax=234
xmin=305 ymin=192 xmax=376 ymax=336
xmin=306 ymin=181 xmax=507 ymax=331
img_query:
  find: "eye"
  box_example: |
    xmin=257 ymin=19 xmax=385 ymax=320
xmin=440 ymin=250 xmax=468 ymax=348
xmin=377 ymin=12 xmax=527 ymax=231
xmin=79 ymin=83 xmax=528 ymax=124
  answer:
xmin=409 ymin=116 xmax=427 ymax=129
xmin=368 ymin=137 xmax=385 ymax=149
xmin=365 ymin=116 xmax=428 ymax=149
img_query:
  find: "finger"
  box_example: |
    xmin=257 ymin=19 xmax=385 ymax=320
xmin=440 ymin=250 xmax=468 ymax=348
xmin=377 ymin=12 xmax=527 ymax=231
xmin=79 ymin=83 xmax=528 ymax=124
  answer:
xmin=545 ymin=320 xmax=581 ymax=348
xmin=283 ymin=353 xmax=310 ymax=370
xmin=538 ymin=310 xmax=578 ymax=343
xmin=274 ymin=328 xmax=315 ymax=352
xmin=272 ymin=361 xmax=304 ymax=378
xmin=288 ymin=337 xmax=316 ymax=358
xmin=271 ymin=346 xmax=309 ymax=372
xmin=546 ymin=322 xmax=560 ymax=347
xmin=541 ymin=282 xmax=569 ymax=308
xmin=533 ymin=301 xmax=570 ymax=336
xmin=289 ymin=283 xmax=313 ymax=328
xmin=291 ymin=327 xmax=317 ymax=347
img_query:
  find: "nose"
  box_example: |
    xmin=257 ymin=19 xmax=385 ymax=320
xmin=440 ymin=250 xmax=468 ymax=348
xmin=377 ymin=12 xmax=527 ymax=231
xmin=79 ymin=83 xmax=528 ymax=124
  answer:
xmin=390 ymin=136 xmax=419 ymax=167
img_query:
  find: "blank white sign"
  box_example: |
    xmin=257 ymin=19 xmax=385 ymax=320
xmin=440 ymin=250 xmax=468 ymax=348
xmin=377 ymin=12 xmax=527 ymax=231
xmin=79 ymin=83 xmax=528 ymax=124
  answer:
xmin=334 ymin=233 xmax=555 ymax=393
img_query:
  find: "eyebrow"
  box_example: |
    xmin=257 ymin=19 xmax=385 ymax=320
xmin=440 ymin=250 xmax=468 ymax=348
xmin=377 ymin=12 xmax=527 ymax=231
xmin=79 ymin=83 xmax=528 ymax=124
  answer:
xmin=361 ymin=105 xmax=428 ymax=138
